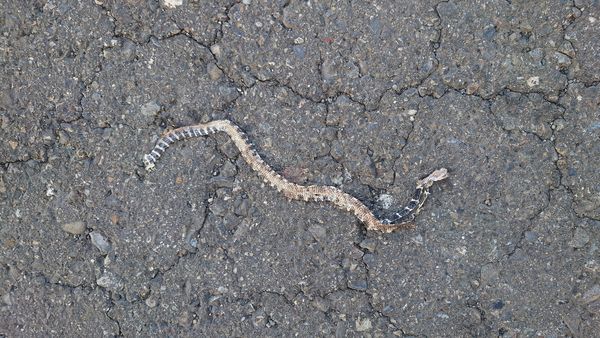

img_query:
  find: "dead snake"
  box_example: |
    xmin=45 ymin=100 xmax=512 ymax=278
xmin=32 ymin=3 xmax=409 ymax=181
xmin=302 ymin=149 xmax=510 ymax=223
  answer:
xmin=143 ymin=120 xmax=448 ymax=232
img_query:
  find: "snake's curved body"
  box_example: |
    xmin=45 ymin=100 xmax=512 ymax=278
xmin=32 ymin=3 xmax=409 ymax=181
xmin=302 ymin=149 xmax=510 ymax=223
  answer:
xmin=143 ymin=120 xmax=448 ymax=232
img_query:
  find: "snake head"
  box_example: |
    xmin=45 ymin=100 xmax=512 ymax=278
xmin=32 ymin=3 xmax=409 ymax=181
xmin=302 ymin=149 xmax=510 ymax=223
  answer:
xmin=143 ymin=154 xmax=156 ymax=172
xmin=417 ymin=168 xmax=448 ymax=188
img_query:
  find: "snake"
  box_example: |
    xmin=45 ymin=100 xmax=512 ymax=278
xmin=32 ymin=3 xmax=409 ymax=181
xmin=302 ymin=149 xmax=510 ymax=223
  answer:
xmin=143 ymin=120 xmax=448 ymax=232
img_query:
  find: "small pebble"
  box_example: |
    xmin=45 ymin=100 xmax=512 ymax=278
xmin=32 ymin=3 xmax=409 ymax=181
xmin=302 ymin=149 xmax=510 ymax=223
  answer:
xmin=308 ymin=224 xmax=327 ymax=241
xmin=140 ymin=101 xmax=161 ymax=117
xmin=553 ymin=52 xmax=571 ymax=68
xmin=96 ymin=272 xmax=123 ymax=291
xmin=411 ymin=234 xmax=424 ymax=245
xmin=480 ymin=264 xmax=499 ymax=285
xmin=161 ymin=0 xmax=182 ymax=9
xmin=292 ymin=45 xmax=305 ymax=59
xmin=178 ymin=311 xmax=190 ymax=326
xmin=359 ymin=238 xmax=378 ymax=252
xmin=466 ymin=82 xmax=480 ymax=95
xmin=210 ymin=44 xmax=222 ymax=58
xmin=346 ymin=62 xmax=359 ymax=79
xmin=89 ymin=231 xmax=112 ymax=253
xmin=482 ymin=24 xmax=496 ymax=40
xmin=382 ymin=305 xmax=395 ymax=316
xmin=251 ymin=308 xmax=266 ymax=328
xmin=207 ymin=62 xmax=222 ymax=81
xmin=581 ymin=284 xmax=600 ymax=305
xmin=552 ymin=119 xmax=566 ymax=131
xmin=492 ymin=299 xmax=505 ymax=309
xmin=526 ymin=76 xmax=540 ymax=87
xmin=62 ymin=221 xmax=86 ymax=235
xmin=2 ymin=293 xmax=12 ymax=306
xmin=355 ymin=317 xmax=372 ymax=332
xmin=558 ymin=41 xmax=575 ymax=58
xmin=341 ymin=257 xmax=352 ymax=270
xmin=528 ymin=48 xmax=544 ymax=64
xmin=437 ymin=312 xmax=450 ymax=319
xmin=569 ymin=227 xmax=589 ymax=248
xmin=208 ymin=295 xmax=222 ymax=303
xmin=219 ymin=161 xmax=237 ymax=177
xmin=321 ymin=59 xmax=336 ymax=80
xmin=234 ymin=197 xmax=250 ymax=216
xmin=311 ymin=296 xmax=330 ymax=312
xmin=58 ymin=130 xmax=70 ymax=145
xmin=362 ymin=253 xmax=376 ymax=267
xmin=348 ymin=279 xmax=368 ymax=291
xmin=209 ymin=201 xmax=227 ymax=216
xmin=467 ymin=307 xmax=482 ymax=323
xmin=524 ymin=231 xmax=538 ymax=242
xmin=145 ymin=296 xmax=158 ymax=308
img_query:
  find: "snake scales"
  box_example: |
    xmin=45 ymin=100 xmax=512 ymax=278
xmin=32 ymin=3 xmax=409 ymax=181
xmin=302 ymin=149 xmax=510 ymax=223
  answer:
xmin=143 ymin=120 xmax=448 ymax=232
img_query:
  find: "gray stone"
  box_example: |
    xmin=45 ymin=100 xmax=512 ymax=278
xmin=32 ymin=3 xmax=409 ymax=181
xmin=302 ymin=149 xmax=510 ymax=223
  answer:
xmin=528 ymin=48 xmax=544 ymax=64
xmin=348 ymin=279 xmax=368 ymax=291
xmin=140 ymin=101 xmax=161 ymax=117
xmin=311 ymin=296 xmax=330 ymax=312
xmin=581 ymin=284 xmax=600 ymax=305
xmin=161 ymin=0 xmax=182 ymax=9
xmin=355 ymin=317 xmax=372 ymax=332
xmin=251 ymin=308 xmax=266 ymax=328
xmin=62 ymin=221 xmax=86 ymax=235
xmin=207 ymin=62 xmax=222 ymax=81
xmin=480 ymin=264 xmax=499 ymax=286
xmin=359 ymin=238 xmax=378 ymax=252
xmin=89 ymin=231 xmax=111 ymax=254
xmin=558 ymin=41 xmax=575 ymax=58
xmin=553 ymin=52 xmax=571 ymax=68
xmin=362 ymin=253 xmax=376 ymax=268
xmin=569 ymin=227 xmax=590 ymax=248
xmin=524 ymin=231 xmax=539 ymax=242
xmin=209 ymin=200 xmax=227 ymax=217
xmin=219 ymin=161 xmax=237 ymax=177
xmin=145 ymin=295 xmax=158 ymax=308
xmin=96 ymin=272 xmax=123 ymax=291
xmin=308 ymin=224 xmax=326 ymax=241
xmin=233 ymin=197 xmax=250 ymax=217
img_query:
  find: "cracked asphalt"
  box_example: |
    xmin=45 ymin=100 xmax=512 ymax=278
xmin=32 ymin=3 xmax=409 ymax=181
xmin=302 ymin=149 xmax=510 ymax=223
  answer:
xmin=1 ymin=0 xmax=599 ymax=336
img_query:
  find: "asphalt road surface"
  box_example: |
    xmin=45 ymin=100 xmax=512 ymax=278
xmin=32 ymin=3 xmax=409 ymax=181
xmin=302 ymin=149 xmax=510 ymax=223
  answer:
xmin=1 ymin=0 xmax=599 ymax=336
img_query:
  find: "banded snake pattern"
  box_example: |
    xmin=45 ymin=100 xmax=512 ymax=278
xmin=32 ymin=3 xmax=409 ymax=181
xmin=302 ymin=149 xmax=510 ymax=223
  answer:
xmin=143 ymin=120 xmax=448 ymax=232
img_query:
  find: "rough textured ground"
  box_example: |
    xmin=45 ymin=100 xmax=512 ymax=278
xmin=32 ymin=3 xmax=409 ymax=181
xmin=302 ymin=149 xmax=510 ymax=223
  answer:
xmin=1 ymin=0 xmax=599 ymax=336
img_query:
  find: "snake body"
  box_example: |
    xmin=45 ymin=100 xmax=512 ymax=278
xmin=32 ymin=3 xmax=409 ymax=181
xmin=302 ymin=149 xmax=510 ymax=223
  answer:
xmin=143 ymin=120 xmax=448 ymax=232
